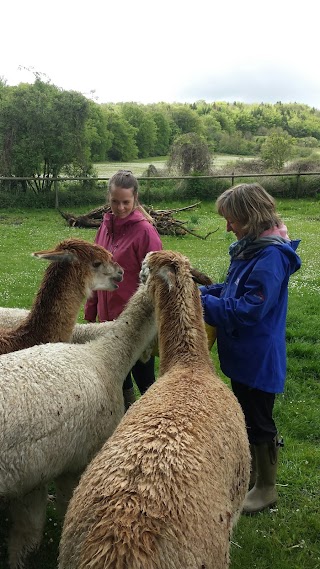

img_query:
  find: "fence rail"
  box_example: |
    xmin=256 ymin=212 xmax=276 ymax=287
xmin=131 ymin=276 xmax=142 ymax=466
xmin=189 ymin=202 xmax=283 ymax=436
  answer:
xmin=1 ymin=170 xmax=320 ymax=182
xmin=1 ymin=170 xmax=319 ymax=208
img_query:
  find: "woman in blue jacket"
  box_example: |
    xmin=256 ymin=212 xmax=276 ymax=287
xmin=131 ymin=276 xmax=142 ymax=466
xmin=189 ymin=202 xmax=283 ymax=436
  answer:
xmin=201 ymin=183 xmax=301 ymax=514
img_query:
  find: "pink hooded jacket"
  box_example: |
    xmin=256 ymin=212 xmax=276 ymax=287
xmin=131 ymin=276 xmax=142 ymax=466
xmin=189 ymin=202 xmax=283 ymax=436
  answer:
xmin=84 ymin=209 xmax=162 ymax=322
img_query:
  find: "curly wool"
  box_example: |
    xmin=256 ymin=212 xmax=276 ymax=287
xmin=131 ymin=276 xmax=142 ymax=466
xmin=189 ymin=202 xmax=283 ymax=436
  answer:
xmin=59 ymin=250 xmax=250 ymax=569
xmin=0 ymin=283 xmax=156 ymax=569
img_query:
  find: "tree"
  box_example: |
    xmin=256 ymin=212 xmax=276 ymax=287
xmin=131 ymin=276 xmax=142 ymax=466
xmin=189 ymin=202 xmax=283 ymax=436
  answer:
xmin=117 ymin=103 xmax=158 ymax=158
xmin=136 ymin=112 xmax=158 ymax=158
xmin=103 ymin=109 xmax=138 ymax=161
xmin=152 ymin=111 xmax=171 ymax=155
xmin=261 ymin=130 xmax=295 ymax=170
xmin=45 ymin=88 xmax=91 ymax=178
xmin=167 ymin=132 xmax=212 ymax=175
xmin=217 ymin=131 xmax=255 ymax=156
xmin=85 ymin=100 xmax=113 ymax=163
xmin=200 ymin=114 xmax=222 ymax=151
xmin=0 ymin=80 xmax=91 ymax=191
xmin=169 ymin=105 xmax=203 ymax=136
xmin=210 ymin=104 xmax=236 ymax=134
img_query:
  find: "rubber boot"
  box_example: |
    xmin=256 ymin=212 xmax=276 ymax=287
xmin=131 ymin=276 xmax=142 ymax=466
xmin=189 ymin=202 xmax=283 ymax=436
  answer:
xmin=249 ymin=444 xmax=257 ymax=490
xmin=242 ymin=437 xmax=282 ymax=514
xmin=123 ymin=387 xmax=136 ymax=411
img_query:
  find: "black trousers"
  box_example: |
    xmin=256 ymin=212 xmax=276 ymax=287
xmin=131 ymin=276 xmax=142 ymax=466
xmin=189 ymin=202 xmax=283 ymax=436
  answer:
xmin=231 ymin=380 xmax=277 ymax=445
xmin=123 ymin=356 xmax=155 ymax=395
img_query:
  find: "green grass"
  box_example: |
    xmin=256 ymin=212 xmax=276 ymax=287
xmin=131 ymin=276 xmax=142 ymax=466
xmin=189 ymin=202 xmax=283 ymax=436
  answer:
xmin=93 ymin=154 xmax=256 ymax=177
xmin=0 ymin=199 xmax=320 ymax=568
xmin=93 ymin=156 xmax=168 ymax=177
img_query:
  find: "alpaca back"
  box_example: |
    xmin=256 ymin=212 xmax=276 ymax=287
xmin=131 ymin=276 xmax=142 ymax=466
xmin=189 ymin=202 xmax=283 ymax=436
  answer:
xmin=60 ymin=357 xmax=249 ymax=569
xmin=0 ymin=282 xmax=155 ymax=497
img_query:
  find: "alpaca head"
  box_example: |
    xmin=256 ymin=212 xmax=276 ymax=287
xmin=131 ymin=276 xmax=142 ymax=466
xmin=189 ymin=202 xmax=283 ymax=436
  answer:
xmin=139 ymin=251 xmax=215 ymax=364
xmin=140 ymin=250 xmax=212 ymax=290
xmin=32 ymin=238 xmax=124 ymax=293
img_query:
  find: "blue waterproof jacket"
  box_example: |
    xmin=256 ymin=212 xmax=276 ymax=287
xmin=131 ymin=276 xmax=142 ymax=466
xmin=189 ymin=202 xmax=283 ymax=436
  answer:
xmin=201 ymin=241 xmax=301 ymax=393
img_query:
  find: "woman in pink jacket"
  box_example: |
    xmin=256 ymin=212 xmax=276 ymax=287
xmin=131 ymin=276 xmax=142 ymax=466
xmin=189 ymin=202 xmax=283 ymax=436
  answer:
xmin=85 ymin=170 xmax=162 ymax=408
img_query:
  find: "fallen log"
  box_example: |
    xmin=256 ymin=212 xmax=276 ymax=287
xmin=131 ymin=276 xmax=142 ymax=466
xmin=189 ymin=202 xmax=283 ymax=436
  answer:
xmin=58 ymin=203 xmax=218 ymax=239
xmin=58 ymin=210 xmax=102 ymax=228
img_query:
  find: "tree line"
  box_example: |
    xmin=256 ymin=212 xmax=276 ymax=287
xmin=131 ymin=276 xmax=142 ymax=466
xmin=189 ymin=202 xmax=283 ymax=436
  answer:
xmin=1 ymin=75 xmax=320 ymax=193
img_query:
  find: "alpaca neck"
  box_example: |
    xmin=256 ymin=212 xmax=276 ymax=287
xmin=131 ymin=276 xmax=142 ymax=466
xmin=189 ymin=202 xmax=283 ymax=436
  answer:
xmin=19 ymin=263 xmax=86 ymax=343
xmin=156 ymin=287 xmax=212 ymax=376
xmin=99 ymin=286 xmax=156 ymax=379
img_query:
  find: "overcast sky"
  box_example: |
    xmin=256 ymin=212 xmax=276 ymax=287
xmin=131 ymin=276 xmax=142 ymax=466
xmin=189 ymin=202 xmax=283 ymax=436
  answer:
xmin=2 ymin=0 xmax=319 ymax=109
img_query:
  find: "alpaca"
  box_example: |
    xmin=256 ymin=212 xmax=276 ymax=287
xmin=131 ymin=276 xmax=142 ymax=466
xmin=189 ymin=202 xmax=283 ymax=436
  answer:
xmin=0 ymin=306 xmax=217 ymax=354
xmin=0 ymin=281 xmax=157 ymax=569
xmin=59 ymin=250 xmax=250 ymax=569
xmin=0 ymin=260 xmax=221 ymax=367
xmin=0 ymin=238 xmax=124 ymax=355
xmin=0 ymin=307 xmax=29 ymax=329
xmin=0 ymin=307 xmax=115 ymax=344
xmin=0 ymin=266 xmax=216 ymax=351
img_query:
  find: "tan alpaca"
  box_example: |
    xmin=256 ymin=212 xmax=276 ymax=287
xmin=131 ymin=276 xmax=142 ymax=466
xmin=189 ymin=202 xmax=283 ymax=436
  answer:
xmin=59 ymin=250 xmax=250 ymax=569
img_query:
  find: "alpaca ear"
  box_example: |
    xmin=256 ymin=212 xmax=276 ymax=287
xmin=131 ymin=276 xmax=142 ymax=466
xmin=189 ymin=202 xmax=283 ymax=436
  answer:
xmin=190 ymin=267 xmax=213 ymax=286
xmin=139 ymin=260 xmax=150 ymax=284
xmin=158 ymin=266 xmax=176 ymax=291
xmin=32 ymin=250 xmax=76 ymax=263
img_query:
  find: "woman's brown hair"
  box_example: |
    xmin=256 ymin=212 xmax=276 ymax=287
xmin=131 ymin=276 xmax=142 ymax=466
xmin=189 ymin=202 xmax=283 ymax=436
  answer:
xmin=108 ymin=170 xmax=154 ymax=224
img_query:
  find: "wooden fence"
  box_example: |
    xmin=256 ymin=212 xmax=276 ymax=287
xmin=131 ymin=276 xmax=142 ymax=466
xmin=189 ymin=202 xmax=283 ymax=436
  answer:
xmin=1 ymin=170 xmax=320 ymax=208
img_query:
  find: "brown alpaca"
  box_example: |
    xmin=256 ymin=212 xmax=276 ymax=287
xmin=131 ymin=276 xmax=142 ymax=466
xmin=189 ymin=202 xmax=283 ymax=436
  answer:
xmin=59 ymin=250 xmax=250 ymax=569
xmin=0 ymin=238 xmax=123 ymax=355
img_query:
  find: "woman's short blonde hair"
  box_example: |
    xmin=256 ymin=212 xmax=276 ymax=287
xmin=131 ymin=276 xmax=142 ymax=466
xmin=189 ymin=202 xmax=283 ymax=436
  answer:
xmin=216 ymin=183 xmax=282 ymax=238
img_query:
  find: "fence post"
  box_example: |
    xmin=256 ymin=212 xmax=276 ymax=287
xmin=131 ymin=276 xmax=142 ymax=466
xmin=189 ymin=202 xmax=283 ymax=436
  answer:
xmin=54 ymin=179 xmax=59 ymax=209
xmin=146 ymin=166 xmax=152 ymax=204
xmin=296 ymin=166 xmax=301 ymax=198
xmin=231 ymin=171 xmax=235 ymax=186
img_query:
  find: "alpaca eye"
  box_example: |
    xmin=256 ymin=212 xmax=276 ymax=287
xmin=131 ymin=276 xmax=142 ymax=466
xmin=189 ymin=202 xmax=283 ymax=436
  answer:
xmin=93 ymin=261 xmax=102 ymax=268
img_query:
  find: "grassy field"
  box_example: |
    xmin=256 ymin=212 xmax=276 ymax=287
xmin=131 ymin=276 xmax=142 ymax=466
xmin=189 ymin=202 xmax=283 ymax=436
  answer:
xmin=93 ymin=157 xmax=167 ymax=177
xmin=93 ymin=154 xmax=256 ymax=177
xmin=0 ymin=199 xmax=320 ymax=568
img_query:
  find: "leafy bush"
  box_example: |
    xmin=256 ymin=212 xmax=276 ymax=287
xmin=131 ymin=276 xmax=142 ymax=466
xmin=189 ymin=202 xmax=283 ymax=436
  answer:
xmin=177 ymin=176 xmax=230 ymax=200
xmin=284 ymin=156 xmax=320 ymax=172
xmin=167 ymin=133 xmax=212 ymax=175
xmin=217 ymin=158 xmax=266 ymax=175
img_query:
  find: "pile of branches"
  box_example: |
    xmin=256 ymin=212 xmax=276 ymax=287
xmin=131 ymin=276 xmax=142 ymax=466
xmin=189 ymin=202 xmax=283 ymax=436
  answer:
xmin=59 ymin=203 xmax=218 ymax=240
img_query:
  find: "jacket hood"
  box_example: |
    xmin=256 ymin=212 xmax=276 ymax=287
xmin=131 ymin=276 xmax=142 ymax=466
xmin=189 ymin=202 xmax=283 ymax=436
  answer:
xmin=233 ymin=235 xmax=301 ymax=276
xmin=255 ymin=238 xmax=301 ymax=275
xmin=283 ymin=239 xmax=301 ymax=275
xmin=102 ymin=209 xmax=148 ymax=230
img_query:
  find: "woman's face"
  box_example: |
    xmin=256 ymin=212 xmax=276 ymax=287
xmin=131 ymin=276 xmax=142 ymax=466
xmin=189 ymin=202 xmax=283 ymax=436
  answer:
xmin=109 ymin=185 xmax=136 ymax=218
xmin=225 ymin=218 xmax=247 ymax=240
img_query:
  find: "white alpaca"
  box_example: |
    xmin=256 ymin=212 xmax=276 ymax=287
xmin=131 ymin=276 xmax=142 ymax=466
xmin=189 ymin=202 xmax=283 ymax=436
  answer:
xmin=0 ymin=238 xmax=123 ymax=355
xmin=0 ymin=307 xmax=29 ymax=328
xmin=0 ymin=307 xmax=115 ymax=344
xmin=0 ymin=283 xmax=157 ymax=569
xmin=59 ymin=250 xmax=250 ymax=569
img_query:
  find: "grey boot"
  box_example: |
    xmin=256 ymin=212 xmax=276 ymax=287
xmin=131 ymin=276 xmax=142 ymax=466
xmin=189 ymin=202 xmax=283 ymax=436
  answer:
xmin=249 ymin=444 xmax=257 ymax=490
xmin=242 ymin=437 xmax=283 ymax=514
xmin=123 ymin=387 xmax=136 ymax=411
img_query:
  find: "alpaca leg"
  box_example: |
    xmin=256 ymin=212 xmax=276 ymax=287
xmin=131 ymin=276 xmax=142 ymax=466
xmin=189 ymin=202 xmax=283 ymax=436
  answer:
xmin=8 ymin=485 xmax=48 ymax=569
xmin=54 ymin=473 xmax=80 ymax=519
